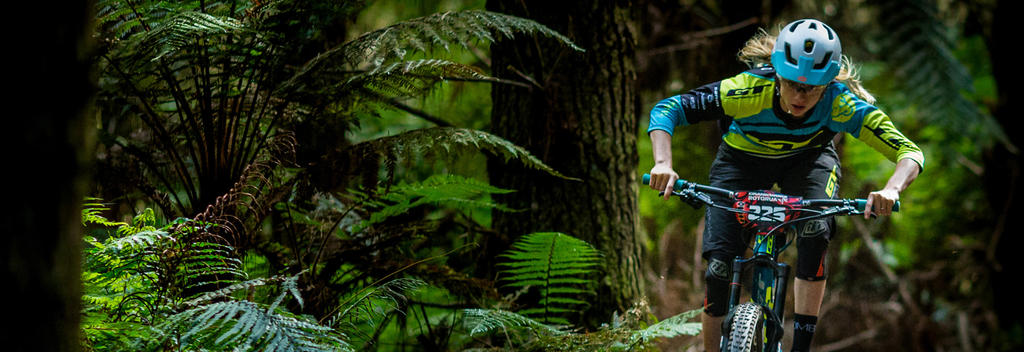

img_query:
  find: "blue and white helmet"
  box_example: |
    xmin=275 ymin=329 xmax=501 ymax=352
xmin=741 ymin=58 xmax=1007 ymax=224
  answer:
xmin=771 ymin=19 xmax=842 ymax=86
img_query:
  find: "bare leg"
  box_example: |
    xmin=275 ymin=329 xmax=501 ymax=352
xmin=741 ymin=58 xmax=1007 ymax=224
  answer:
xmin=791 ymin=278 xmax=826 ymax=351
xmin=793 ymin=278 xmax=826 ymax=315
xmin=703 ymin=312 xmax=723 ymax=352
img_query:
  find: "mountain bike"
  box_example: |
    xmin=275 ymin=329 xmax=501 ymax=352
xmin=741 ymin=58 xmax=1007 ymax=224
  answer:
xmin=641 ymin=173 xmax=898 ymax=352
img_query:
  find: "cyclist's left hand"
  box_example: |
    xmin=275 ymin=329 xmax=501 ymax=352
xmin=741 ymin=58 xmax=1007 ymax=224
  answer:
xmin=864 ymin=188 xmax=899 ymax=219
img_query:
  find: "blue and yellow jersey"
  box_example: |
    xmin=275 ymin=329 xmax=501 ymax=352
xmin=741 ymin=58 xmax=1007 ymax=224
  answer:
xmin=648 ymin=67 xmax=924 ymax=170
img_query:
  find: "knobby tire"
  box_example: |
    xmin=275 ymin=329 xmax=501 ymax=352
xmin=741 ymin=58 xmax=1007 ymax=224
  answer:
xmin=727 ymin=302 xmax=765 ymax=352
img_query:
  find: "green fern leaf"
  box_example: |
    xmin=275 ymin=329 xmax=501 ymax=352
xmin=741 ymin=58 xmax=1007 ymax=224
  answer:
xmin=329 ymin=277 xmax=425 ymax=346
xmin=349 ymin=174 xmax=515 ymax=233
xmin=874 ymin=0 xmax=1009 ymax=148
xmin=296 ymin=9 xmax=581 ymax=73
xmin=353 ymin=127 xmax=577 ymax=182
xmin=300 ymin=59 xmax=498 ymax=115
xmin=138 ymin=11 xmax=244 ymax=60
xmin=497 ymin=232 xmax=600 ymax=325
xmin=82 ymin=198 xmax=127 ymax=228
xmin=628 ymin=308 xmax=703 ymax=344
xmin=462 ymin=308 xmax=566 ymax=337
xmin=155 ymin=299 xmax=350 ymax=352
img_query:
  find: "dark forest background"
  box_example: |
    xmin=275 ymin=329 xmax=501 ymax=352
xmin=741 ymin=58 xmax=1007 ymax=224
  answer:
xmin=5 ymin=0 xmax=1021 ymax=351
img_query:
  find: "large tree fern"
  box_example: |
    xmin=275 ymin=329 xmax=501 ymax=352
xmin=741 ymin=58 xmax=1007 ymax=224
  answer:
xmin=92 ymin=0 xmax=581 ymax=242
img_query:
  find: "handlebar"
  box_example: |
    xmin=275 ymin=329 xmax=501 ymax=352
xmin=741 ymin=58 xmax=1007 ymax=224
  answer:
xmin=641 ymin=173 xmax=899 ymax=213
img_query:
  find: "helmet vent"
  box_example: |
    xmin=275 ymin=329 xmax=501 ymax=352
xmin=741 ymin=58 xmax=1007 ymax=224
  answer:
xmin=788 ymin=20 xmax=806 ymax=32
xmin=813 ymin=52 xmax=833 ymax=69
xmin=784 ymin=43 xmax=797 ymax=64
xmin=824 ymin=26 xmax=835 ymax=40
xmin=808 ymin=22 xmax=818 ymax=30
xmin=804 ymin=40 xmax=815 ymax=53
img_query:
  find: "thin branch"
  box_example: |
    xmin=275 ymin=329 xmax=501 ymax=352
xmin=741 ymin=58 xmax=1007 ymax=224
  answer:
xmin=817 ymin=328 xmax=878 ymax=352
xmin=389 ymin=99 xmax=453 ymax=127
xmin=642 ymin=17 xmax=759 ymax=57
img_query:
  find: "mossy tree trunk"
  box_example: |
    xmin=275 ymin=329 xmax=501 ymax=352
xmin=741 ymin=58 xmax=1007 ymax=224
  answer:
xmin=483 ymin=0 xmax=643 ymax=329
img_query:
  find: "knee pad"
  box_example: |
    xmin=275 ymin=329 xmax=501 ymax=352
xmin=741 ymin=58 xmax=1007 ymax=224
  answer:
xmin=796 ymin=219 xmax=832 ymax=281
xmin=704 ymin=256 xmax=732 ymax=317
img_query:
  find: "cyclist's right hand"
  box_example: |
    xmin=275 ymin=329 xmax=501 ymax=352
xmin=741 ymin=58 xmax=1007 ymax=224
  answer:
xmin=648 ymin=164 xmax=679 ymax=200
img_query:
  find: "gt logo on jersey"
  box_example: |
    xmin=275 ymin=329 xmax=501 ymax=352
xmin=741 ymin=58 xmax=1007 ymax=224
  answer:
xmin=725 ymin=84 xmax=771 ymax=97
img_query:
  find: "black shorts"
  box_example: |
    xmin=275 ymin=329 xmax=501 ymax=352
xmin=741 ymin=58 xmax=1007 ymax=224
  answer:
xmin=702 ymin=143 xmax=841 ymax=280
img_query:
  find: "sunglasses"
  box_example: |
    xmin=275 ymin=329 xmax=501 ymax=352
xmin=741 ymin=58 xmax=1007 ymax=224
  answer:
xmin=778 ymin=78 xmax=826 ymax=94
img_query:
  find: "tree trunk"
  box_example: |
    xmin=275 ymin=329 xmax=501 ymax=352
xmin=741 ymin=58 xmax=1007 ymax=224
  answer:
xmin=483 ymin=0 xmax=642 ymax=329
xmin=2 ymin=1 xmax=94 ymax=351
xmin=981 ymin=0 xmax=1024 ymax=336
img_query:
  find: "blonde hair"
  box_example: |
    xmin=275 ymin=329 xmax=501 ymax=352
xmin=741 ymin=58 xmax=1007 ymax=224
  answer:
xmin=737 ymin=27 xmax=875 ymax=104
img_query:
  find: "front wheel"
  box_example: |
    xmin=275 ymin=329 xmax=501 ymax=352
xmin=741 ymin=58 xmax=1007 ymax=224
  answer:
xmin=726 ymin=302 xmax=765 ymax=352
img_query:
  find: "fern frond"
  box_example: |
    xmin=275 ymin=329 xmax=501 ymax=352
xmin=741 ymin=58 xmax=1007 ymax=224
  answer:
xmin=350 ymin=174 xmax=515 ymax=233
xmin=331 ymin=277 xmax=426 ymax=334
xmin=361 ymin=58 xmax=490 ymax=95
xmin=874 ymin=0 xmax=1008 ymax=148
xmin=497 ymin=232 xmax=600 ymax=325
xmin=152 ymin=299 xmax=350 ymax=352
xmin=136 ymin=10 xmax=245 ymax=60
xmin=278 ymin=9 xmax=581 ymax=102
xmin=628 ymin=308 xmax=702 ymax=344
xmin=299 ymin=9 xmax=581 ymax=72
xmin=82 ymin=198 xmax=127 ymax=228
xmin=282 ymin=58 xmax=499 ymax=116
xmin=352 ymin=126 xmax=576 ymax=182
xmin=462 ymin=308 xmax=566 ymax=337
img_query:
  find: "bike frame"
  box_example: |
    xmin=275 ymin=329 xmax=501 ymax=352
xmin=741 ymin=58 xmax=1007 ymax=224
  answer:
xmin=721 ymin=191 xmax=802 ymax=351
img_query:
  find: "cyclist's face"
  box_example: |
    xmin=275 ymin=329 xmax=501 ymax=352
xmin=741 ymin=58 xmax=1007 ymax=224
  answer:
xmin=777 ymin=78 xmax=826 ymax=118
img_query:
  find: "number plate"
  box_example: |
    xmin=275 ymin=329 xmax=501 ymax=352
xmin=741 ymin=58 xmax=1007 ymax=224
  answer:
xmin=733 ymin=191 xmax=802 ymax=226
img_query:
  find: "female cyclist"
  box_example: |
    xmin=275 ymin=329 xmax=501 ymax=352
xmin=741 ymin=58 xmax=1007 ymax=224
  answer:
xmin=645 ymin=19 xmax=924 ymax=352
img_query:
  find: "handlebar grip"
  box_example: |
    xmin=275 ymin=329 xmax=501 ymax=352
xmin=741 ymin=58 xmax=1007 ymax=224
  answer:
xmin=641 ymin=173 xmax=686 ymax=191
xmin=855 ymin=199 xmax=900 ymax=212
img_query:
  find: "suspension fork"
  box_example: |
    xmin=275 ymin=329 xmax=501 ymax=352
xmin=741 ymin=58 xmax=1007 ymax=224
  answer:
xmin=723 ymin=230 xmax=792 ymax=348
xmin=726 ymin=255 xmax=791 ymax=318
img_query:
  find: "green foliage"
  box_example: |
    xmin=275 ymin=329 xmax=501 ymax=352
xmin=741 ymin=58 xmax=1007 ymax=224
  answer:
xmin=351 ymin=126 xmax=577 ymax=183
xmin=627 ymin=307 xmax=702 ymax=345
xmin=80 ymin=201 xmax=351 ymax=351
xmin=349 ymin=173 xmax=515 ymax=233
xmin=289 ymin=9 xmax=581 ymax=75
xmin=871 ymin=0 xmax=1008 ymax=149
xmin=497 ymin=232 xmax=600 ymax=325
xmin=147 ymin=274 xmax=351 ymax=352
xmin=88 ymin=1 xmax=688 ymax=351
xmin=92 ymin=0 xmax=579 ymax=219
xmin=462 ymin=305 xmax=702 ymax=351
xmin=329 ymin=277 xmax=427 ymax=348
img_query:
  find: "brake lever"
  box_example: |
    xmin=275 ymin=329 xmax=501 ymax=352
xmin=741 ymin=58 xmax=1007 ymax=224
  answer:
xmin=843 ymin=206 xmax=878 ymax=219
xmin=676 ymin=190 xmax=708 ymax=209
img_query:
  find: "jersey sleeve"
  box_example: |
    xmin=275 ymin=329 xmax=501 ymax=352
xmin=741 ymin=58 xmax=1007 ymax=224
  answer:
xmin=827 ymin=86 xmax=925 ymax=171
xmin=855 ymin=110 xmax=925 ymax=171
xmin=647 ymin=81 xmax=724 ymax=136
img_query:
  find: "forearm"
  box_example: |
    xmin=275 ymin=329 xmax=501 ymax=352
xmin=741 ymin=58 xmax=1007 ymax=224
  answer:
xmin=651 ymin=130 xmax=673 ymax=166
xmin=883 ymin=158 xmax=920 ymax=193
